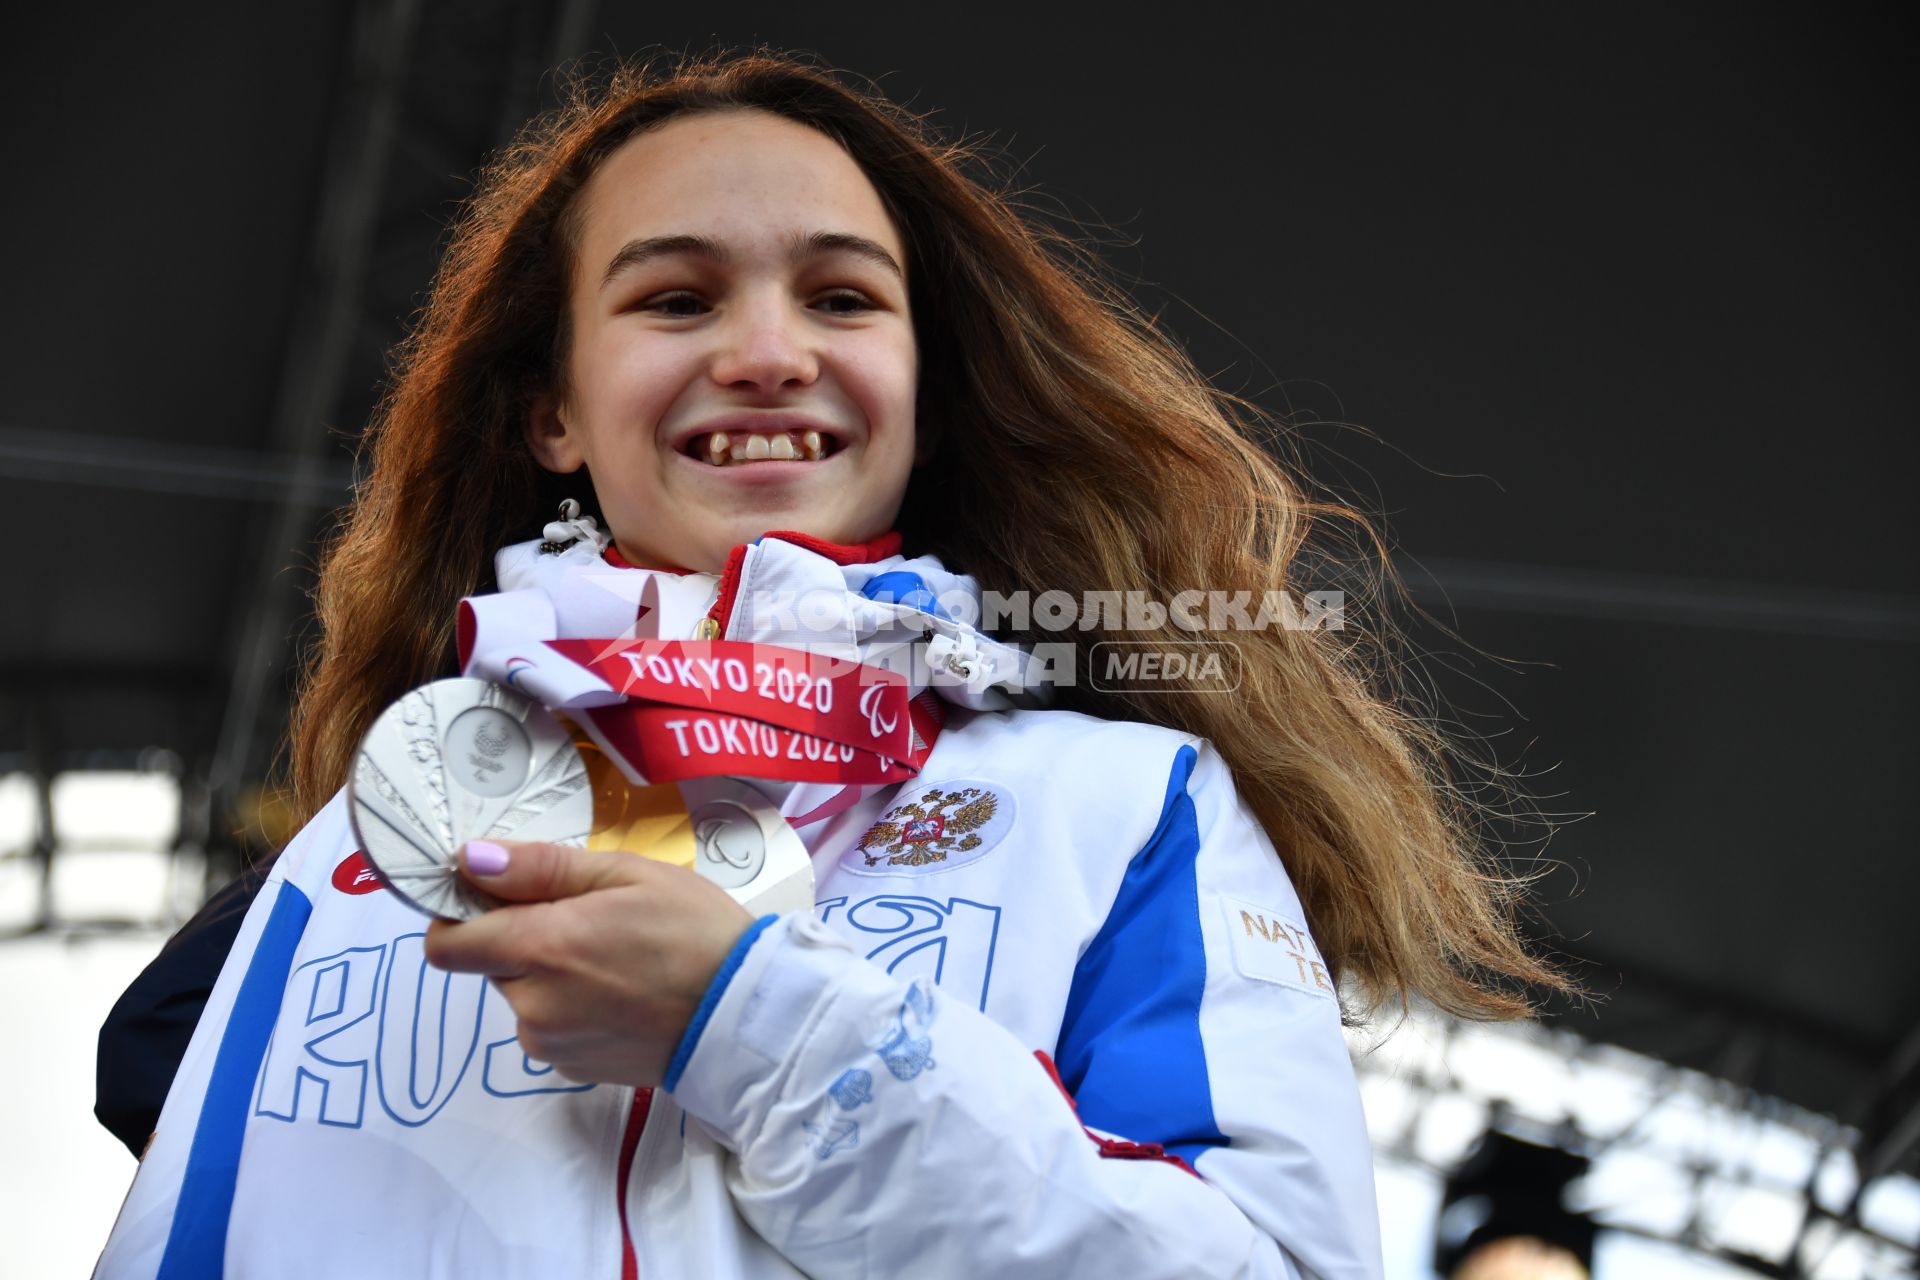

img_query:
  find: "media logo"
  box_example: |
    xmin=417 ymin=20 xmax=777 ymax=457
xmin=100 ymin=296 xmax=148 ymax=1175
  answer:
xmin=1089 ymin=641 xmax=1241 ymax=693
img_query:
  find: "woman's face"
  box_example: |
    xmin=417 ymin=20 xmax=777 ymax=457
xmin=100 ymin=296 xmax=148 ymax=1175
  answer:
xmin=528 ymin=108 xmax=920 ymax=574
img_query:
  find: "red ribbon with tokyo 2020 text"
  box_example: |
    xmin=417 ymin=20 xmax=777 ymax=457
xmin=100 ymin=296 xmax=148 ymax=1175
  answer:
xmin=543 ymin=638 xmax=944 ymax=785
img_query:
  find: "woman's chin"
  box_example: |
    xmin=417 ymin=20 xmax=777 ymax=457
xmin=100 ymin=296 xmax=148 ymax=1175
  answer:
xmin=613 ymin=506 xmax=890 ymax=575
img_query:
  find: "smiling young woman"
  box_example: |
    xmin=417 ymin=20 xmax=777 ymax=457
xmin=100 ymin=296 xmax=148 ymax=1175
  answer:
xmin=97 ymin=48 xmax=1567 ymax=1280
xmin=528 ymin=109 xmax=923 ymax=574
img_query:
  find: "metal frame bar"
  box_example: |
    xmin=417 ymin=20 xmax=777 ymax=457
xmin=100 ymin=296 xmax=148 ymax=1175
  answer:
xmin=0 ymin=427 xmax=352 ymax=505
xmin=206 ymin=0 xmax=423 ymax=823
xmin=1399 ymin=555 xmax=1920 ymax=643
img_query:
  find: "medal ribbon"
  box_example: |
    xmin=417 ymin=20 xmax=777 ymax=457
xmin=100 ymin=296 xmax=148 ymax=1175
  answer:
xmin=544 ymin=638 xmax=945 ymax=786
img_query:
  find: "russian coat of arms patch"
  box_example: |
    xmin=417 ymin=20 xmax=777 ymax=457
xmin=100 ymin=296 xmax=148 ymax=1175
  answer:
xmin=839 ymin=780 xmax=1016 ymax=876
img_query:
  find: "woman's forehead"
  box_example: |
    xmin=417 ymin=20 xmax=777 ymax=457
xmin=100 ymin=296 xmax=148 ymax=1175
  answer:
xmin=574 ymin=110 xmax=904 ymax=270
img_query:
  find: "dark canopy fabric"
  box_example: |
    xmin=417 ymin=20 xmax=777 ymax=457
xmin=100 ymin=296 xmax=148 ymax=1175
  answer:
xmin=5 ymin=2 xmax=1913 ymax=1157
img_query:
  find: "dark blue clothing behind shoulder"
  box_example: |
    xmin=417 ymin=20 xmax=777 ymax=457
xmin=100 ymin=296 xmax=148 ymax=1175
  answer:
xmin=96 ymin=866 xmax=267 ymax=1157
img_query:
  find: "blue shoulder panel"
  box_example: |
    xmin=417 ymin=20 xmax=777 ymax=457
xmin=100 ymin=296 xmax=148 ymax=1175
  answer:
xmin=158 ymin=881 xmax=313 ymax=1279
xmin=1054 ymin=744 xmax=1229 ymax=1167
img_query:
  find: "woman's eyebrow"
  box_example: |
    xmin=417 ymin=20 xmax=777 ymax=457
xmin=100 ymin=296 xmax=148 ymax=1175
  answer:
xmin=600 ymin=230 xmax=904 ymax=288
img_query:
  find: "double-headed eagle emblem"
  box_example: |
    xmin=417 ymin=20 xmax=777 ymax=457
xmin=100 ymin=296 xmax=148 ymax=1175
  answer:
xmin=856 ymin=787 xmax=999 ymax=868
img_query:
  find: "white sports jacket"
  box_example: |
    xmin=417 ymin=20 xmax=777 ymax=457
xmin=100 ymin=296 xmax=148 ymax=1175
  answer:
xmin=96 ymin=531 xmax=1384 ymax=1280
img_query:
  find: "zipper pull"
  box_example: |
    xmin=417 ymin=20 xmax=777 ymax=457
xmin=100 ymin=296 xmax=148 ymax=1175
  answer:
xmin=698 ymin=544 xmax=749 ymax=640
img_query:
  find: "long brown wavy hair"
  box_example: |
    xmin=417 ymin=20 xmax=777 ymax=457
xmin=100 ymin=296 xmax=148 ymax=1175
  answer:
xmin=290 ymin=47 xmax=1565 ymax=1020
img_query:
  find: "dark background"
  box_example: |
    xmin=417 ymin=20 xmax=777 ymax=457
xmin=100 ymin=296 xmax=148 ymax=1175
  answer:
xmin=3 ymin=0 xmax=1913 ymax=1197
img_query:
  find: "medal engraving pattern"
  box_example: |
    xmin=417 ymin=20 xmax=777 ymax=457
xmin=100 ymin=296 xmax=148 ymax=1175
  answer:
xmin=349 ymin=678 xmax=592 ymax=920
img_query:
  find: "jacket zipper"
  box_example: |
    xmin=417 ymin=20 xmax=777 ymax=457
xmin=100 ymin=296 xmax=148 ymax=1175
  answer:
xmin=697 ymin=544 xmax=750 ymax=639
xmin=619 ymin=527 xmax=903 ymax=1270
xmin=695 ymin=530 xmax=903 ymax=640
xmin=617 ymin=1086 xmax=653 ymax=1280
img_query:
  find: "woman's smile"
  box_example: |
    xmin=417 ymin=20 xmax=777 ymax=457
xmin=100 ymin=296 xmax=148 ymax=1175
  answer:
xmin=667 ymin=415 xmax=844 ymax=466
xmin=670 ymin=440 xmax=841 ymax=487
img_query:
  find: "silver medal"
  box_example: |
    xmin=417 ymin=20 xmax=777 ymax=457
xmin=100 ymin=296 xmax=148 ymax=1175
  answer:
xmin=348 ymin=677 xmax=591 ymax=920
xmin=678 ymin=777 xmax=817 ymax=916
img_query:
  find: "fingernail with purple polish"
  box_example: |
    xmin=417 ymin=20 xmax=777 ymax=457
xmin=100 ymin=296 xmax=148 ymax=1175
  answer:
xmin=465 ymin=841 xmax=510 ymax=876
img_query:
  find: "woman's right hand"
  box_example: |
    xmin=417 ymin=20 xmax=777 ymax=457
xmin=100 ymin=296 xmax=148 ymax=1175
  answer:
xmin=422 ymin=839 xmax=756 ymax=1087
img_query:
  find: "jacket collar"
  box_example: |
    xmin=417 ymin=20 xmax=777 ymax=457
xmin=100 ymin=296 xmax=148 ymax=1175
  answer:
xmin=601 ymin=529 xmax=903 ymax=573
xmin=491 ymin=531 xmax=1053 ymax=712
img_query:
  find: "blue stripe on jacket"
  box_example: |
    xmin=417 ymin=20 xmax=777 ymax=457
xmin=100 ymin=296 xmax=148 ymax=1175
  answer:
xmin=1053 ymin=744 xmax=1230 ymax=1167
xmin=158 ymin=881 xmax=313 ymax=1279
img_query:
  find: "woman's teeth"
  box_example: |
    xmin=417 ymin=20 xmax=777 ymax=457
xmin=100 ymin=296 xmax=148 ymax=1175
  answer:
xmin=699 ymin=430 xmax=827 ymax=466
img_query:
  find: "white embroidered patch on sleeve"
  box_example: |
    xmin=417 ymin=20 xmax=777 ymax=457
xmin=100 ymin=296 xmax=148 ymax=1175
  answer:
xmin=1220 ymin=894 xmax=1336 ymax=1000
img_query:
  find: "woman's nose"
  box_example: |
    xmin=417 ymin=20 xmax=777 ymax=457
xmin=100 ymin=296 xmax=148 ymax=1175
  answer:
xmin=708 ymin=294 xmax=819 ymax=391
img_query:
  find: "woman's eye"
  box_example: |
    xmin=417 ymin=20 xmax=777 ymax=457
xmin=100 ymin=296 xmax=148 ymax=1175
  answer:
xmin=816 ymin=290 xmax=876 ymax=315
xmin=643 ymin=291 xmax=707 ymax=317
